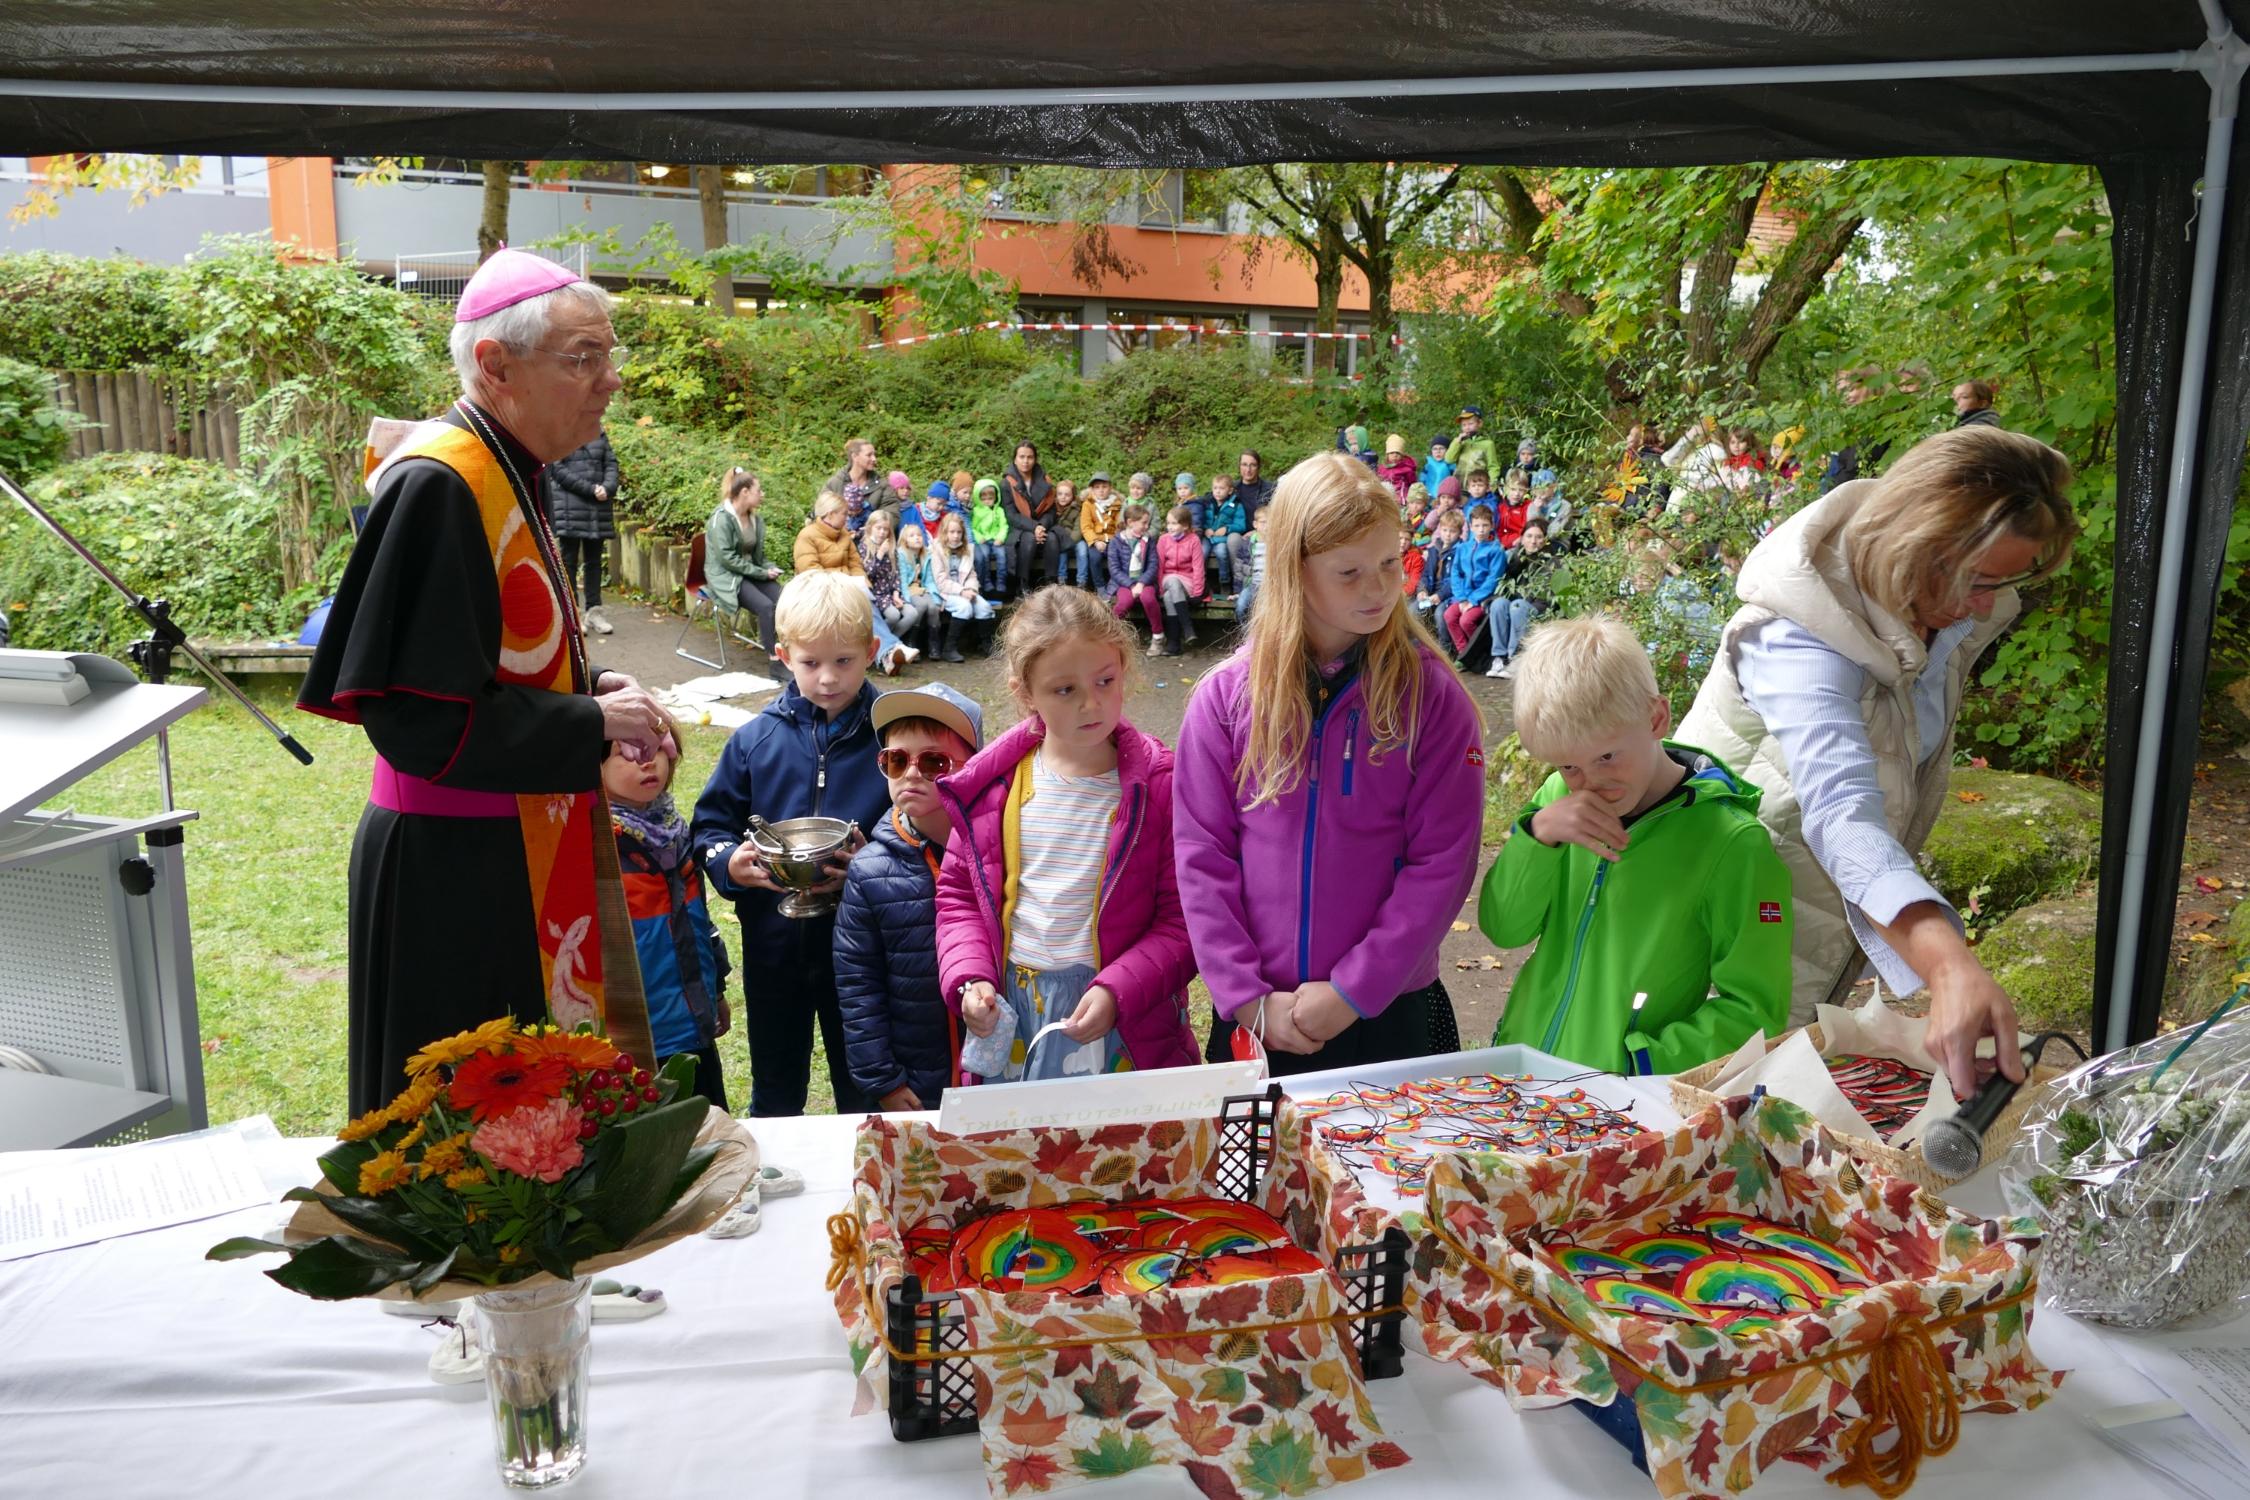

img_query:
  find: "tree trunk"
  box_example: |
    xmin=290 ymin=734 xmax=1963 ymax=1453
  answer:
xmin=476 ymin=161 xmax=513 ymax=261
xmin=1730 ymin=205 xmax=1865 ymax=385
xmin=1311 ymin=220 xmax=1347 ymax=374
xmin=1682 ymin=169 xmax=1766 ymax=382
xmin=693 ymin=165 xmax=737 ymax=316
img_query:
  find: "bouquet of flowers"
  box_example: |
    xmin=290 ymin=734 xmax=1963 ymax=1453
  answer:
xmin=210 ymin=1017 xmax=756 ymax=1299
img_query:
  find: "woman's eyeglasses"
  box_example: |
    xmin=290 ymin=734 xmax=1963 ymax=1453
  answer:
xmin=877 ymin=749 xmax=956 ymax=779
xmin=530 ymin=344 xmax=631 ymax=378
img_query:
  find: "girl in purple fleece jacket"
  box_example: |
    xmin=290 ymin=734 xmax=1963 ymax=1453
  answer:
xmin=1174 ymin=452 xmax=1486 ymax=1074
xmin=935 ymin=585 xmax=1199 ymax=1082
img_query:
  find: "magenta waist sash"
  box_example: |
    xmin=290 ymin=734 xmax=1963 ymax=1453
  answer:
xmin=369 ymin=757 xmax=519 ymax=818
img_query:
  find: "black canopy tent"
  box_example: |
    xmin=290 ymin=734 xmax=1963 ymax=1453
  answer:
xmin=2 ymin=1 xmax=2243 ymax=1053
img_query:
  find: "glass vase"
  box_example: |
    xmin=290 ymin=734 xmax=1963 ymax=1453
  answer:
xmin=473 ymin=1275 xmax=592 ymax=1489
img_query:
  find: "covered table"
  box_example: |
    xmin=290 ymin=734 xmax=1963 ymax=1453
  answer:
xmin=1 ymin=1082 xmax=2241 ymax=1498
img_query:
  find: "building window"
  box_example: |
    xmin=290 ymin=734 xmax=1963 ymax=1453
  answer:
xmin=1138 ymin=169 xmax=1229 ymax=230
xmin=1107 ymin=309 xmax=1238 ymax=360
xmin=1014 ymin=302 xmax=1083 ymax=372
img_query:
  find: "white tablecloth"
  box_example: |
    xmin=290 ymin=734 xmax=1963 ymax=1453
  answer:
xmin=1 ymin=1105 xmax=2240 ymax=1499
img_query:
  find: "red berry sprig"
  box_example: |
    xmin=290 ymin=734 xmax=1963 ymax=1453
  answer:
xmin=578 ymin=1056 xmax=662 ymax=1133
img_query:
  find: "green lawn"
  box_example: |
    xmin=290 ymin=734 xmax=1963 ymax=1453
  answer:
xmin=59 ymin=684 xmax=813 ymax=1134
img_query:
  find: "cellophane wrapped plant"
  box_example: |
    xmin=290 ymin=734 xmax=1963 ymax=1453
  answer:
xmin=209 ymin=1017 xmax=756 ymax=1298
xmin=1411 ymin=1094 xmax=2058 ymax=1500
xmin=2002 ymin=1005 xmax=2250 ymax=1329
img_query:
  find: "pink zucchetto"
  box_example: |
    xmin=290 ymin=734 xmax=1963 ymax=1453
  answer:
xmin=454 ymin=248 xmax=582 ymax=324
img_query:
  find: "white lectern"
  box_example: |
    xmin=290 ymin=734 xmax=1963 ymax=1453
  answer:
xmin=0 ymin=652 xmax=210 ymax=1149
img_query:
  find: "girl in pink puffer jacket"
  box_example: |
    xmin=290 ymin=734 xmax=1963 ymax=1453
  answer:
xmin=934 ymin=585 xmax=1199 ymax=1083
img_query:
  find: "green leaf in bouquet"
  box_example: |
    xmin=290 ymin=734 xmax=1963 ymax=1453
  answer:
xmin=530 ymin=1229 xmax=578 ymax=1282
xmin=314 ymin=1138 xmax=382 ymax=1195
xmin=262 ymin=1234 xmax=431 ymax=1300
xmin=281 ymin=1185 xmax=447 ymax=1260
xmin=572 ymin=1097 xmax=708 ymax=1249
xmin=664 ymin=1142 xmax=725 ymax=1207
xmin=406 ymin=1246 xmax=462 ymax=1296
xmin=654 ymin=1050 xmax=699 ymax=1106
xmin=207 ymin=1235 xmax=294 ymax=1262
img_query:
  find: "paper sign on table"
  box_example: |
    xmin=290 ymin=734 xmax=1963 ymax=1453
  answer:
xmin=937 ymin=1058 xmax=1264 ymax=1136
xmin=2126 ymin=1341 xmax=2250 ymax=1473
xmin=0 ymin=1130 xmax=272 ymax=1260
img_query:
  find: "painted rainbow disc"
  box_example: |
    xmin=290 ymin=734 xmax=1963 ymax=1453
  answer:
xmin=1096 ymin=1248 xmax=1186 ymax=1295
xmin=1584 ymin=1277 xmax=1706 ymax=1321
xmin=1552 ymin=1246 xmax=1645 ymax=1280
xmin=1683 ymin=1211 xmax=1756 ymax=1245
xmin=1734 ymin=1223 xmax=1875 ymax=1285
xmin=1713 ymin=1311 xmax=1782 ymax=1338
xmin=950 ymin=1210 xmax=1101 ymax=1293
xmin=1676 ymin=1254 xmax=1812 ymax=1315
xmin=1159 ymin=1216 xmax=1288 ymax=1258
xmin=1181 ymin=1247 xmax=1323 ymax=1286
xmin=1615 ymin=1235 xmax=1712 ymax=1273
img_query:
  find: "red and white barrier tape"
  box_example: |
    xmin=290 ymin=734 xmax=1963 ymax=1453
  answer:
xmin=863 ymin=321 xmax=1404 ymax=351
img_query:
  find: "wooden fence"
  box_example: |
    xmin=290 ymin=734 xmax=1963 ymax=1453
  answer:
xmin=44 ymin=369 xmax=242 ymax=468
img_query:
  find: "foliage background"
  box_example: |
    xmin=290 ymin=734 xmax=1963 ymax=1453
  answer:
xmin=3 ymin=155 xmax=2248 ymax=771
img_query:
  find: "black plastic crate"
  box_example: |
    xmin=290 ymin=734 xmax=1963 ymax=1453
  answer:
xmin=883 ymin=1085 xmax=1409 ymax=1442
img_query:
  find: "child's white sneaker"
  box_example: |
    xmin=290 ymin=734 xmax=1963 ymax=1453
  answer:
xmin=586 ymin=606 xmax=614 ymax=635
xmin=1146 ymin=635 xmax=1166 ymax=657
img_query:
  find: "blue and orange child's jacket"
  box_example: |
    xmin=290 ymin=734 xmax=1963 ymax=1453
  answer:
xmin=617 ymin=818 xmax=731 ymax=1059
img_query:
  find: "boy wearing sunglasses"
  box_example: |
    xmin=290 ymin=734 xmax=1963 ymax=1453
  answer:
xmin=834 ymin=683 xmax=986 ymax=1112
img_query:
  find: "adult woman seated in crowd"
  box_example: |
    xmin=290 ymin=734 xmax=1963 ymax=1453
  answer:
xmin=1001 ymin=439 xmax=1060 ymax=591
xmin=1678 ymin=425 xmax=2078 ymax=1100
xmin=705 ymin=465 xmax=786 ymax=683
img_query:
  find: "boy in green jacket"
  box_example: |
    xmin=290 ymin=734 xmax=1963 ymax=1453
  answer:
xmin=1482 ymin=615 xmax=1791 ymax=1075
xmin=969 ymin=477 xmax=1012 ymax=598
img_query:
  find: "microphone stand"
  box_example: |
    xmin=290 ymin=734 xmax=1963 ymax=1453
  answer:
xmin=2 ymin=466 xmax=313 ymax=813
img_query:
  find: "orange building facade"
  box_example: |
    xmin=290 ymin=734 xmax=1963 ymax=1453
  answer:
xmin=1 ymin=156 xmax=1378 ymax=375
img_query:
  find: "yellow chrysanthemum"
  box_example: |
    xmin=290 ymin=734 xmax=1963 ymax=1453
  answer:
xmin=388 ymin=1072 xmax=442 ymax=1123
xmin=498 ymin=1244 xmax=525 ymax=1265
xmin=404 ymin=1016 xmax=521 ymax=1078
xmin=419 ymin=1131 xmax=474 ymax=1180
xmin=444 ymin=1166 xmax=488 ymax=1191
xmin=395 ymin=1115 xmax=429 ymax=1152
xmin=358 ymin=1149 xmax=413 ymax=1196
xmin=338 ymin=1105 xmax=393 ymax=1143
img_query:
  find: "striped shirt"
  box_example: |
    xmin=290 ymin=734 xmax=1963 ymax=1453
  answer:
xmin=1007 ymin=752 xmax=1120 ymax=969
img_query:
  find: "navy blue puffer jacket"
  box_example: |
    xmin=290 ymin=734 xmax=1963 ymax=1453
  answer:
xmin=834 ymin=811 xmax=955 ymax=1106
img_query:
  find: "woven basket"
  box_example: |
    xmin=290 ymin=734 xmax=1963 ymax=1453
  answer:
xmin=1669 ymin=1022 xmax=2064 ymax=1191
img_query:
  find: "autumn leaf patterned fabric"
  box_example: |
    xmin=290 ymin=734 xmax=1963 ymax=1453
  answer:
xmin=831 ymin=1102 xmax=1405 ymax=1497
xmin=1408 ymin=1094 xmax=2059 ymax=1499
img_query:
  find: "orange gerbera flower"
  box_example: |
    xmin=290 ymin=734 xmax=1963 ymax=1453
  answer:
xmin=512 ymin=1027 xmax=620 ymax=1073
xmin=447 ymin=1049 xmax=571 ymax=1122
xmin=358 ymin=1149 xmax=412 ymax=1196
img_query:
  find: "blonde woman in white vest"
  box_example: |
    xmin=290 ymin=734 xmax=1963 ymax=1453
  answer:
xmin=1676 ymin=426 xmax=2077 ymax=1100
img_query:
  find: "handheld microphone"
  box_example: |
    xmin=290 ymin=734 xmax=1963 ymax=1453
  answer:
xmin=1920 ymin=1032 xmax=2085 ymax=1179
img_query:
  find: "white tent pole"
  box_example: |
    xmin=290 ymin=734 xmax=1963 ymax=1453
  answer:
xmin=2104 ymin=13 xmax=2248 ymax=1052
xmin=0 ymin=49 xmax=2200 ymax=112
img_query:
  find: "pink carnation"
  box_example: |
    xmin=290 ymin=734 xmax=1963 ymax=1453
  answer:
xmin=471 ymin=1096 xmax=585 ymax=1184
